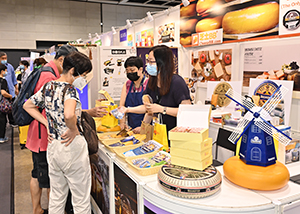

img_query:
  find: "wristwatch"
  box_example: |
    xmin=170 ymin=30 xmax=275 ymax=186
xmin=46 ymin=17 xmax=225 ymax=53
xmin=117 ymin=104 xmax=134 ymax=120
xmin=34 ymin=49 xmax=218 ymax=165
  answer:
xmin=162 ymin=107 xmax=167 ymax=115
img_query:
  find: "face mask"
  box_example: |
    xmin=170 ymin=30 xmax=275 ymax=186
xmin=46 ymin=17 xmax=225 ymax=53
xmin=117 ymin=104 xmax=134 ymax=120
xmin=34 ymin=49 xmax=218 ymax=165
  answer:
xmin=20 ymin=65 xmax=25 ymax=70
xmin=146 ymin=64 xmax=158 ymax=76
xmin=3 ymin=72 xmax=7 ymax=77
xmin=1 ymin=60 xmax=7 ymax=65
xmin=127 ymin=72 xmax=140 ymax=82
xmin=73 ymin=75 xmax=87 ymax=90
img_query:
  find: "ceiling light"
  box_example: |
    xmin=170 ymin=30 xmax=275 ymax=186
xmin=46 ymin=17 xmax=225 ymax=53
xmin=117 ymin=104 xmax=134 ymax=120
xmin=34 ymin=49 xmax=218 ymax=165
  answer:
xmin=111 ymin=26 xmax=116 ymax=34
xmin=126 ymin=19 xmax=132 ymax=28
xmin=147 ymin=11 xmax=154 ymax=22
xmin=182 ymin=0 xmax=190 ymax=7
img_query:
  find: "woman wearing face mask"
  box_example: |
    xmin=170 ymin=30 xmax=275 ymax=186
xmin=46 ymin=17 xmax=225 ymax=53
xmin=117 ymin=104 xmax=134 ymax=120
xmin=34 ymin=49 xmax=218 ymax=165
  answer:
xmin=120 ymin=45 xmax=191 ymax=139
xmin=0 ymin=64 xmax=13 ymax=143
xmin=16 ymin=60 xmax=30 ymax=90
xmin=119 ymin=56 xmax=148 ymax=133
xmin=24 ymin=52 xmax=92 ymax=214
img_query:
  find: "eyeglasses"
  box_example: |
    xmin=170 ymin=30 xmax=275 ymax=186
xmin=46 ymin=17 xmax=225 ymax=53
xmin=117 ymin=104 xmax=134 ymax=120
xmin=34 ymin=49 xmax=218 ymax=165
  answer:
xmin=146 ymin=59 xmax=156 ymax=65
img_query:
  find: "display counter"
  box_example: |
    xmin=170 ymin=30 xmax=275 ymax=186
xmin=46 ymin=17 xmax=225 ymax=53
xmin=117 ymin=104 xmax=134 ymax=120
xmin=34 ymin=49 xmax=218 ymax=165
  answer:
xmin=91 ymin=125 xmax=300 ymax=214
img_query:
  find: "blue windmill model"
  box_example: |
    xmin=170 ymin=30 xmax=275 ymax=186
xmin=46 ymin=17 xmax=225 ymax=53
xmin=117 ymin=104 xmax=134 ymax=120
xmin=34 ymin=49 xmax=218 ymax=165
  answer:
xmin=225 ymin=85 xmax=292 ymax=167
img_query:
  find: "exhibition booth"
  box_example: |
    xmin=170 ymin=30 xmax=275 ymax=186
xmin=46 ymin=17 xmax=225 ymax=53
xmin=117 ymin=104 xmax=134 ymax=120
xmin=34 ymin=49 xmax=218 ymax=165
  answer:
xmin=54 ymin=0 xmax=300 ymax=213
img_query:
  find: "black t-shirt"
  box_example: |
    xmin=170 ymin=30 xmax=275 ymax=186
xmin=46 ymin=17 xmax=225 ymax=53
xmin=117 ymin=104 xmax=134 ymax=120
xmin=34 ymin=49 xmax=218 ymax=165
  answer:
xmin=144 ymin=74 xmax=191 ymax=132
xmin=0 ymin=77 xmax=9 ymax=93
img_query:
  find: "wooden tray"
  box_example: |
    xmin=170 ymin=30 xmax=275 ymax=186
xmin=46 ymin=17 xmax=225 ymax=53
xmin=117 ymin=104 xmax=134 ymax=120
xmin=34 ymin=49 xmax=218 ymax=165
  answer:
xmin=125 ymin=152 xmax=164 ymax=176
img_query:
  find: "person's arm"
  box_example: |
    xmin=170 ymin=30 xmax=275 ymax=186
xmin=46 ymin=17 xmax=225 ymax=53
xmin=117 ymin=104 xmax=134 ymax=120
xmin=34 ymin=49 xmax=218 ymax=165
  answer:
xmin=144 ymin=99 xmax=191 ymax=117
xmin=119 ymin=83 xmax=127 ymax=129
xmin=1 ymin=89 xmax=12 ymax=99
xmin=83 ymin=106 xmax=107 ymax=118
xmin=23 ymin=99 xmax=48 ymax=128
xmin=61 ymin=99 xmax=80 ymax=146
xmin=126 ymin=104 xmax=147 ymax=114
xmin=14 ymin=84 xmax=19 ymax=96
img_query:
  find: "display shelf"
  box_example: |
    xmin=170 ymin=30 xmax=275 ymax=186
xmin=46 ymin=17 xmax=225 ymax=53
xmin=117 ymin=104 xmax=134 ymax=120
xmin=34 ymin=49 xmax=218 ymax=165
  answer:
xmin=144 ymin=174 xmax=275 ymax=214
xmin=94 ymin=135 xmax=300 ymax=214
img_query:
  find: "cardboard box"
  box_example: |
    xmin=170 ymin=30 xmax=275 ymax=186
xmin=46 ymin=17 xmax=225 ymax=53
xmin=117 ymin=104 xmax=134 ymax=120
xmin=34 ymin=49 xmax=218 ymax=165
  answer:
xmin=170 ymin=146 xmax=212 ymax=161
xmin=278 ymin=138 xmax=300 ymax=164
xmin=171 ymin=155 xmax=212 ymax=171
xmin=168 ymin=105 xmax=211 ymax=142
xmin=170 ymin=138 xmax=212 ymax=152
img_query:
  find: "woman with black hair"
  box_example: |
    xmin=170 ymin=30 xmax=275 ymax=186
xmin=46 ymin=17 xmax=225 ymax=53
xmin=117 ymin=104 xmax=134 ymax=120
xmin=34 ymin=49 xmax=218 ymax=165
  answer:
xmin=0 ymin=64 xmax=12 ymax=143
xmin=121 ymin=45 xmax=191 ymax=134
xmin=24 ymin=52 xmax=92 ymax=214
xmin=119 ymin=56 xmax=148 ymax=133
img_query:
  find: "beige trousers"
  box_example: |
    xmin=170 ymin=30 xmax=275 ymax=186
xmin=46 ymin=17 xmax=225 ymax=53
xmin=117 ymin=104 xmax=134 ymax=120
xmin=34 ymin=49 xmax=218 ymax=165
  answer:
xmin=47 ymin=135 xmax=91 ymax=214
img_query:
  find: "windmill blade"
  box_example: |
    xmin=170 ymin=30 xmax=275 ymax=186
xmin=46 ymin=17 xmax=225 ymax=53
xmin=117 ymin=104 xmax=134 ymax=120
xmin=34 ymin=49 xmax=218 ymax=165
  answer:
xmin=259 ymin=85 xmax=288 ymax=118
xmin=254 ymin=119 xmax=292 ymax=146
xmin=228 ymin=112 xmax=254 ymax=144
xmin=225 ymin=88 xmax=256 ymax=113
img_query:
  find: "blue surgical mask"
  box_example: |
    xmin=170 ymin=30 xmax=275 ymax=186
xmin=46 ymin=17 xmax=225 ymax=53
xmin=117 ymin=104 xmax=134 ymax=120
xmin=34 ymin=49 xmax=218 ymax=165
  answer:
xmin=3 ymin=72 xmax=7 ymax=77
xmin=19 ymin=65 xmax=25 ymax=70
xmin=146 ymin=64 xmax=158 ymax=76
xmin=1 ymin=60 xmax=7 ymax=65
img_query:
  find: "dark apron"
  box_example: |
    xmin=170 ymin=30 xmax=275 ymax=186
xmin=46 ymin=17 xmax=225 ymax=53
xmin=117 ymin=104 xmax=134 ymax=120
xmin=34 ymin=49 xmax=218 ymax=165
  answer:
xmin=124 ymin=76 xmax=145 ymax=129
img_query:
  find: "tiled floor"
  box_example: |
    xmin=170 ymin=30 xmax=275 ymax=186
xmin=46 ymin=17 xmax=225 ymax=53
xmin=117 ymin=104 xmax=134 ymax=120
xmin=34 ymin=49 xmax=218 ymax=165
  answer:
xmin=13 ymin=127 xmax=48 ymax=214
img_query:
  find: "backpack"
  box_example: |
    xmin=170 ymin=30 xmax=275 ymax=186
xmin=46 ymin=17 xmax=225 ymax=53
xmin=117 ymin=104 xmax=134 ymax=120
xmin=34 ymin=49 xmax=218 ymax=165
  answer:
xmin=12 ymin=66 xmax=56 ymax=126
xmin=61 ymin=84 xmax=99 ymax=155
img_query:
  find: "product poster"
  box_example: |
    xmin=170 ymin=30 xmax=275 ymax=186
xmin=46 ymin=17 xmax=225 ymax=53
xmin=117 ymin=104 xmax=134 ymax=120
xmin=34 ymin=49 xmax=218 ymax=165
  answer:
xmin=100 ymin=46 xmax=136 ymax=100
xmin=157 ymin=23 xmax=175 ymax=44
xmin=180 ymin=0 xmax=279 ymax=47
xmin=135 ymin=29 xmax=154 ymax=47
xmin=242 ymin=43 xmax=300 ymax=90
xmin=137 ymin=47 xmax=178 ymax=74
xmin=279 ymin=0 xmax=300 ymax=35
xmin=128 ymin=34 xmax=133 ymax=46
xmin=191 ymin=48 xmax=232 ymax=82
xmin=248 ymin=79 xmax=294 ymax=126
xmin=90 ymin=151 xmax=110 ymax=214
xmin=114 ymin=163 xmax=137 ymax=214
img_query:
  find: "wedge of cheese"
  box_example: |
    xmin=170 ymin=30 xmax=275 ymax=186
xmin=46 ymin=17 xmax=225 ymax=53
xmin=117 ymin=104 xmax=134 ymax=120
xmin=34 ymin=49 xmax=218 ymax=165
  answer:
xmin=214 ymin=62 xmax=224 ymax=78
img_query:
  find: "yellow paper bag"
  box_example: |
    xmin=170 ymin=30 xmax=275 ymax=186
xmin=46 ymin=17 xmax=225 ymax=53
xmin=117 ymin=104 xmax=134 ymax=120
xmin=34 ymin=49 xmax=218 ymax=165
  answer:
xmin=153 ymin=122 xmax=168 ymax=151
xmin=95 ymin=100 xmax=118 ymax=128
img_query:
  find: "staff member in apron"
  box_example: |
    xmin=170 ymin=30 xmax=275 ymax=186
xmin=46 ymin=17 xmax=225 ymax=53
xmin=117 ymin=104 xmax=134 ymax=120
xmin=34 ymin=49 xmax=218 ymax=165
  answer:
xmin=119 ymin=56 xmax=148 ymax=133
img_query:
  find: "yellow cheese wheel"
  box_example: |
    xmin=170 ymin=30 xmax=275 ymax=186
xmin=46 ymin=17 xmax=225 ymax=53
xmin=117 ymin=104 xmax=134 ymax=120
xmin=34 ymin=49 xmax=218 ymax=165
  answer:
xmin=223 ymin=156 xmax=289 ymax=190
xmin=196 ymin=0 xmax=221 ymax=14
xmin=222 ymin=2 xmax=279 ymax=34
xmin=195 ymin=16 xmax=223 ymax=33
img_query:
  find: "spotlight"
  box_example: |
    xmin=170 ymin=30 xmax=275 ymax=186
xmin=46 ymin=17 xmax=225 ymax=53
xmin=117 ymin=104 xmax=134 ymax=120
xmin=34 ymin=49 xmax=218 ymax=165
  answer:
xmin=126 ymin=19 xmax=132 ymax=28
xmin=111 ymin=26 xmax=116 ymax=34
xmin=147 ymin=11 xmax=154 ymax=22
xmin=182 ymin=0 xmax=190 ymax=7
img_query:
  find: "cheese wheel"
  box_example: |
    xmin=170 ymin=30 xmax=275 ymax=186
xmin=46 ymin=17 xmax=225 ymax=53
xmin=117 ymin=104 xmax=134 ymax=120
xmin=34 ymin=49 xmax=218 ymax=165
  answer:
xmin=223 ymin=156 xmax=289 ymax=190
xmin=196 ymin=0 xmax=221 ymax=14
xmin=222 ymin=2 xmax=279 ymax=34
xmin=195 ymin=16 xmax=223 ymax=33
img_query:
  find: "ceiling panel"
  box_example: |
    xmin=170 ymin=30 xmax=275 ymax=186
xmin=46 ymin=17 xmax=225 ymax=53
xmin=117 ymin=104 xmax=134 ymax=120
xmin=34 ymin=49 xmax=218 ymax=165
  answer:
xmin=69 ymin=0 xmax=182 ymax=8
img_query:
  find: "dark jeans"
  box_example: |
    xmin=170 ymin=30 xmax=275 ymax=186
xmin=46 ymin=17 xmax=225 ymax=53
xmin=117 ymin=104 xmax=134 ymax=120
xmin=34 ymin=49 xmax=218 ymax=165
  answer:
xmin=7 ymin=97 xmax=15 ymax=125
xmin=0 ymin=111 xmax=7 ymax=138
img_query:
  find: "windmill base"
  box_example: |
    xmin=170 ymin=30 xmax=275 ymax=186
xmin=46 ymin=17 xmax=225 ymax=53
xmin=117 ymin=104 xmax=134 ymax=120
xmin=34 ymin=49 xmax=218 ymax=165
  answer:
xmin=223 ymin=156 xmax=290 ymax=191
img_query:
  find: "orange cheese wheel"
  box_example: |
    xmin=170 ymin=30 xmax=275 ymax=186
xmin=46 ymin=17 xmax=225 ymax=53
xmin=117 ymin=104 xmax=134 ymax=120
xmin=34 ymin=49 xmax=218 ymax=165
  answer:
xmin=223 ymin=156 xmax=289 ymax=190
xmin=222 ymin=2 xmax=279 ymax=34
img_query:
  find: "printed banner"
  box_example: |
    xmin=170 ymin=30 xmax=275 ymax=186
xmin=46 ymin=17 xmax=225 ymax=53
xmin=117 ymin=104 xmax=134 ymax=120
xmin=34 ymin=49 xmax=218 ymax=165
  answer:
xmin=158 ymin=23 xmax=175 ymax=44
xmin=279 ymin=0 xmax=300 ymax=35
xmin=180 ymin=0 xmax=280 ymax=47
xmin=120 ymin=29 xmax=127 ymax=42
xmin=135 ymin=29 xmax=154 ymax=47
xmin=191 ymin=29 xmax=223 ymax=46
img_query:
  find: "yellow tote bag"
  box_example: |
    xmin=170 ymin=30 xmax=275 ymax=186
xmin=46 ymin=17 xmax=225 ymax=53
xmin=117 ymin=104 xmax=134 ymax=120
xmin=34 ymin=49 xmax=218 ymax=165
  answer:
xmin=153 ymin=114 xmax=168 ymax=151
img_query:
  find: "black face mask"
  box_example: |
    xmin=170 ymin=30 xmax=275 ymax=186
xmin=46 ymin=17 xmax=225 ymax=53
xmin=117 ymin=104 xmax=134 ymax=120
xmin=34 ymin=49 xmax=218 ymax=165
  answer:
xmin=127 ymin=72 xmax=140 ymax=82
